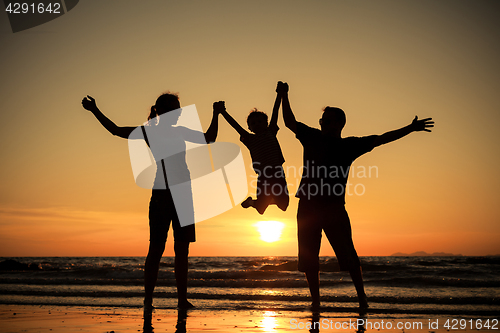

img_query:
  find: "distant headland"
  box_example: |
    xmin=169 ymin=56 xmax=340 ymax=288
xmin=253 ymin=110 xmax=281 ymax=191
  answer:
xmin=391 ymin=251 xmax=463 ymax=257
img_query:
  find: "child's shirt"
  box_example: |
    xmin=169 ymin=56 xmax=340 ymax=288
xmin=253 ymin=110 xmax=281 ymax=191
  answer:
xmin=240 ymin=123 xmax=285 ymax=174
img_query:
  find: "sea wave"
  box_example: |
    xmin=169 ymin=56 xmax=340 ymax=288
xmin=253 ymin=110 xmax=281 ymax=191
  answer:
xmin=1 ymin=256 xmax=499 ymax=315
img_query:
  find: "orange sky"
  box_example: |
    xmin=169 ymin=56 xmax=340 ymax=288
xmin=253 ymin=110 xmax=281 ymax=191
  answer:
xmin=0 ymin=1 xmax=499 ymax=257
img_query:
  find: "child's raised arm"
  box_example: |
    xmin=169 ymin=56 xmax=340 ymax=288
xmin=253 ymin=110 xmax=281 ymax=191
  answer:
xmin=218 ymin=102 xmax=249 ymax=137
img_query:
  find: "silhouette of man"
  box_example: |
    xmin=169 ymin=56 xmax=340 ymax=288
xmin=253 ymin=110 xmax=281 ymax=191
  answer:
xmin=280 ymin=82 xmax=434 ymax=309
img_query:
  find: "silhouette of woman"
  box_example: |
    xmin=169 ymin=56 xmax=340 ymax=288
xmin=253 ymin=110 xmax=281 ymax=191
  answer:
xmin=82 ymin=93 xmax=222 ymax=310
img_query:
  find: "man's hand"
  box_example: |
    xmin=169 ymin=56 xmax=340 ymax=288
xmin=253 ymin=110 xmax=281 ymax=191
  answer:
xmin=410 ymin=116 xmax=434 ymax=132
xmin=82 ymin=95 xmax=99 ymax=113
xmin=213 ymin=101 xmax=225 ymax=115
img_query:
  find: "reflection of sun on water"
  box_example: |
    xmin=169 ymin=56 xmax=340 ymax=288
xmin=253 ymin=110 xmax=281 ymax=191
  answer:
xmin=260 ymin=311 xmax=278 ymax=332
xmin=259 ymin=289 xmax=282 ymax=296
xmin=255 ymin=221 xmax=284 ymax=243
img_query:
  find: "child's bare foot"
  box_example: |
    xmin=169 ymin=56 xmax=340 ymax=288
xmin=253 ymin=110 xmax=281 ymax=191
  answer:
xmin=241 ymin=197 xmax=253 ymax=209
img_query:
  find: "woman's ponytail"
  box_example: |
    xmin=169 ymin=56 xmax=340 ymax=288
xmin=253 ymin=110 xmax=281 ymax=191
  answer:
xmin=147 ymin=105 xmax=158 ymax=125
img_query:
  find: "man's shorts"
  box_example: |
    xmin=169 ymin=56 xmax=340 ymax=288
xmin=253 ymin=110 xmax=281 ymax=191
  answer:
xmin=297 ymin=199 xmax=360 ymax=272
xmin=148 ymin=189 xmax=196 ymax=244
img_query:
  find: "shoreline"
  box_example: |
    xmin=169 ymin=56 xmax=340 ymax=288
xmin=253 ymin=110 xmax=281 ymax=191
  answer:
xmin=1 ymin=304 xmax=498 ymax=333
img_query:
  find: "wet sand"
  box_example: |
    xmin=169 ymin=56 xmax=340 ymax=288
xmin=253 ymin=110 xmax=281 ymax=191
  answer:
xmin=1 ymin=304 xmax=496 ymax=332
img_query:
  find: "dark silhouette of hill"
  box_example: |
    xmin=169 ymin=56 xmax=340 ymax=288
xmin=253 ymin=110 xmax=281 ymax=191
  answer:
xmin=391 ymin=251 xmax=463 ymax=256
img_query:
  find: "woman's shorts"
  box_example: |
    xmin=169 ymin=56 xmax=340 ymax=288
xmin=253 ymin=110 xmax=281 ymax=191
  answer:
xmin=149 ymin=189 xmax=196 ymax=244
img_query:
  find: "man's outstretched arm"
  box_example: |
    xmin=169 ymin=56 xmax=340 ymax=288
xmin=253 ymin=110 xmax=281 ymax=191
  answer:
xmin=373 ymin=116 xmax=434 ymax=147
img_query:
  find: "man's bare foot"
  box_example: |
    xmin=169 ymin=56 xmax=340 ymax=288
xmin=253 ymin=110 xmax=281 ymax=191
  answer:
xmin=241 ymin=197 xmax=253 ymax=209
xmin=178 ymin=300 xmax=195 ymax=309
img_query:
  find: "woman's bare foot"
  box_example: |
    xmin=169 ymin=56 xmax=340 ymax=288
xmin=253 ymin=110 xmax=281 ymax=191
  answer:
xmin=359 ymin=294 xmax=369 ymax=309
xmin=143 ymin=299 xmax=155 ymax=314
xmin=178 ymin=300 xmax=195 ymax=309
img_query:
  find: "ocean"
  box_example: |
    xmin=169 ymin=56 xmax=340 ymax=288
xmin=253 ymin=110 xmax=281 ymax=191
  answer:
xmin=0 ymin=256 xmax=498 ymax=316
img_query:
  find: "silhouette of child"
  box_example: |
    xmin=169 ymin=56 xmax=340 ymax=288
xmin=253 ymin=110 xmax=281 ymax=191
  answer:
xmin=219 ymin=82 xmax=289 ymax=214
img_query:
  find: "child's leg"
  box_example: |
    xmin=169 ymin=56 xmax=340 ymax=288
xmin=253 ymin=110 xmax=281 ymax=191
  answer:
xmin=273 ymin=173 xmax=289 ymax=211
xmin=256 ymin=172 xmax=290 ymax=212
xmin=241 ymin=195 xmax=272 ymax=214
xmin=241 ymin=197 xmax=253 ymax=209
xmin=241 ymin=170 xmax=288 ymax=214
xmin=241 ymin=175 xmax=272 ymax=214
xmin=253 ymin=195 xmax=273 ymax=214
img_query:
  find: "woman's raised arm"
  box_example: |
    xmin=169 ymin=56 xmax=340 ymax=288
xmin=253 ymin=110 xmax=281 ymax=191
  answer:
xmin=82 ymin=95 xmax=135 ymax=139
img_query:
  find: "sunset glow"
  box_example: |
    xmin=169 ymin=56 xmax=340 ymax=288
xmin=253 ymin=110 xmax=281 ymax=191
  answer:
xmin=0 ymin=1 xmax=498 ymax=257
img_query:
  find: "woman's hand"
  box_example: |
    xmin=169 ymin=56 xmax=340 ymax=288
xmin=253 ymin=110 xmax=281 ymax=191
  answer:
xmin=82 ymin=95 xmax=99 ymax=113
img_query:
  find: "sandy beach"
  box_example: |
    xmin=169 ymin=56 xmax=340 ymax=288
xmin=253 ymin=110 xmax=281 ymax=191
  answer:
xmin=2 ymin=304 xmax=498 ymax=333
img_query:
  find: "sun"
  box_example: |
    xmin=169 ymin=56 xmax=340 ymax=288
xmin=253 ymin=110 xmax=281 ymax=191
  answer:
xmin=255 ymin=221 xmax=285 ymax=243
